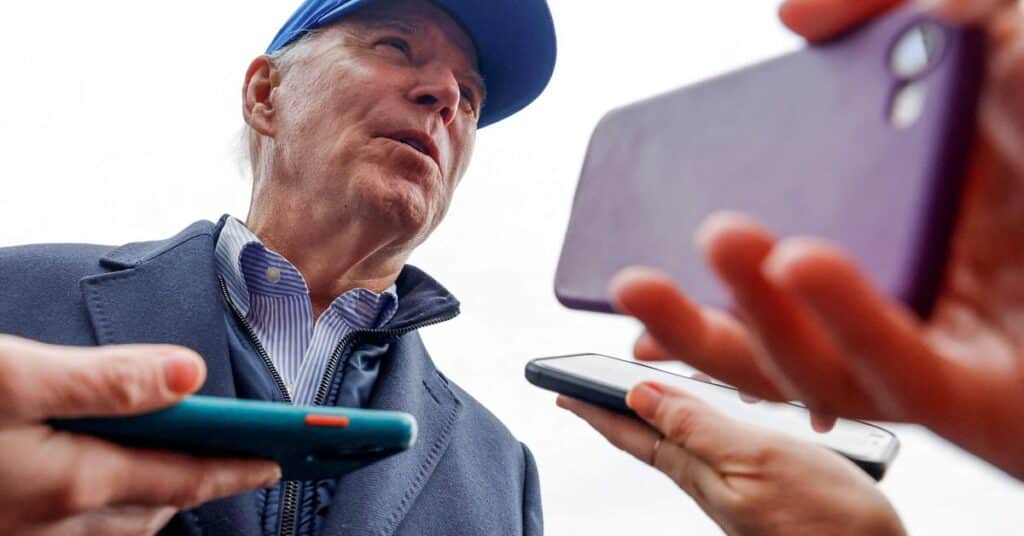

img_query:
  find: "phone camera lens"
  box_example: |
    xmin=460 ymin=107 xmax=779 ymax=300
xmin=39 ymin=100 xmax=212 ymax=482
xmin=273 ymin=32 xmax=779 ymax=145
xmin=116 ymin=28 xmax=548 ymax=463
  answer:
xmin=891 ymin=22 xmax=945 ymax=80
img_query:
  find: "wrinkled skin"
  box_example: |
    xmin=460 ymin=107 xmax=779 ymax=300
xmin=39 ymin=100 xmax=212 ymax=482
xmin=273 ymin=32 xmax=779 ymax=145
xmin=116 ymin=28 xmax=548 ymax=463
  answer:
xmin=243 ymin=0 xmax=484 ymax=313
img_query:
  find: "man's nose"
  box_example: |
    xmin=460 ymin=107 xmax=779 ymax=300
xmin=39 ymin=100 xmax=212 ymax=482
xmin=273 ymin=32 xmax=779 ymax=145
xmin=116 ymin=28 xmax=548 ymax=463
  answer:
xmin=408 ymin=70 xmax=460 ymax=126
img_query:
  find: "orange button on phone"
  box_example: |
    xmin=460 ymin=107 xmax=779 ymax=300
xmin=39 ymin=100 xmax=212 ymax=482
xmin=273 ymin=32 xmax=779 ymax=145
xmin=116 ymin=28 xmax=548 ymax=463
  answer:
xmin=305 ymin=414 xmax=351 ymax=428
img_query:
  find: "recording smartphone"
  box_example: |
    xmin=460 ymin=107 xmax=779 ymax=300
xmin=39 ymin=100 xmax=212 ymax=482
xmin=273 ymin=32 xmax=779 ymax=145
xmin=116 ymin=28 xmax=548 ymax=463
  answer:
xmin=526 ymin=353 xmax=899 ymax=480
xmin=52 ymin=395 xmax=417 ymax=481
xmin=554 ymin=5 xmax=984 ymax=316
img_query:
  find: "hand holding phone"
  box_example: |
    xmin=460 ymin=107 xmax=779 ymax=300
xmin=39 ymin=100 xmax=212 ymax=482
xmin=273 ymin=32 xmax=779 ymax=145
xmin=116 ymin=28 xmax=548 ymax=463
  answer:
xmin=52 ymin=395 xmax=418 ymax=481
xmin=553 ymin=2 xmax=1024 ymax=483
xmin=555 ymin=5 xmax=984 ymax=316
xmin=0 ymin=336 xmax=282 ymax=535
xmin=527 ymin=353 xmax=899 ymax=479
xmin=555 ymin=373 xmax=907 ymax=536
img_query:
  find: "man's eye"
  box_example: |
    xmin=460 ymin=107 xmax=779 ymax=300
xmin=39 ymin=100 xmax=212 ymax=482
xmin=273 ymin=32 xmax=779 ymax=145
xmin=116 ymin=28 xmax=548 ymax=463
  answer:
xmin=459 ymin=86 xmax=478 ymax=114
xmin=378 ymin=37 xmax=411 ymax=56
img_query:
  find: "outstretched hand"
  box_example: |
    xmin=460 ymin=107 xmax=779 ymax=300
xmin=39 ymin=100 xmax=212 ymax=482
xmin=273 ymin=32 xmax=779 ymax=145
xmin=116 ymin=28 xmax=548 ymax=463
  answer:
xmin=0 ymin=336 xmax=281 ymax=535
xmin=559 ymin=382 xmax=905 ymax=536
xmin=611 ymin=0 xmax=1024 ymax=479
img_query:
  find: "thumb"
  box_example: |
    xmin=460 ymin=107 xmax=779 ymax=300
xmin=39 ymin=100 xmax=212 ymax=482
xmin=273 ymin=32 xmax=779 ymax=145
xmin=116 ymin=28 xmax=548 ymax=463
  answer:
xmin=0 ymin=335 xmax=206 ymax=422
xmin=779 ymin=0 xmax=905 ymax=43
xmin=628 ymin=381 xmax=762 ymax=468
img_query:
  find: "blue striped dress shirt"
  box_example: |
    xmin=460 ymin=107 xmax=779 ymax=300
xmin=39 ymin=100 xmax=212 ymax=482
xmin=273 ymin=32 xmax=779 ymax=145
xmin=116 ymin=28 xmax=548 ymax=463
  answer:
xmin=214 ymin=217 xmax=398 ymax=405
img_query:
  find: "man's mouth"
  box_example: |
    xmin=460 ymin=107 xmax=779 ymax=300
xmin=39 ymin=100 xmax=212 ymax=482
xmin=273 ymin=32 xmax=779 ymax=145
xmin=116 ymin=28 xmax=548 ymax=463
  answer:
xmin=399 ymin=138 xmax=428 ymax=154
xmin=383 ymin=130 xmax=440 ymax=170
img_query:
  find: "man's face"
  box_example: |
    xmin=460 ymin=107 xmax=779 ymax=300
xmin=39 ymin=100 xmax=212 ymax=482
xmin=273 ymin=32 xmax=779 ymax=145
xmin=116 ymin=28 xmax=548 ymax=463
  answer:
xmin=264 ymin=0 xmax=483 ymax=245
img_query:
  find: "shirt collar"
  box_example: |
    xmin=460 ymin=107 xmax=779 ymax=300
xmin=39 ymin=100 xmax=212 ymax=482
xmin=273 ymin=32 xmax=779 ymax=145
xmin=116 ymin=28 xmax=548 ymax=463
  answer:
xmin=214 ymin=216 xmax=398 ymax=324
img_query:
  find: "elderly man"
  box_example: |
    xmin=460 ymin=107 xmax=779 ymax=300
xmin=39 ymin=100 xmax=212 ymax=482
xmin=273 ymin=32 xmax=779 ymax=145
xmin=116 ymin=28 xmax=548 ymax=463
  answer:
xmin=0 ymin=0 xmax=555 ymax=534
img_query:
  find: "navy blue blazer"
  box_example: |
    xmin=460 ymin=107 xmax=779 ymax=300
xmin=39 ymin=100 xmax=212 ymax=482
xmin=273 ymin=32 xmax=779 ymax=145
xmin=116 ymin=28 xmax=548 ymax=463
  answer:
xmin=0 ymin=220 xmax=542 ymax=536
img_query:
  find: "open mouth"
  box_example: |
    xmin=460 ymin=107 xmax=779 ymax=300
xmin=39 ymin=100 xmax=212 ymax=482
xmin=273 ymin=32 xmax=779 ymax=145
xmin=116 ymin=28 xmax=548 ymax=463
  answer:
xmin=383 ymin=130 xmax=439 ymax=170
xmin=399 ymin=137 xmax=428 ymax=155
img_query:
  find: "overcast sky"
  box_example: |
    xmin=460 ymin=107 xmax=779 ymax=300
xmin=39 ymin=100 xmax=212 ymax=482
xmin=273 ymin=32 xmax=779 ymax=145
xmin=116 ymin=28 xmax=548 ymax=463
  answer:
xmin=1 ymin=1 xmax=1022 ymax=534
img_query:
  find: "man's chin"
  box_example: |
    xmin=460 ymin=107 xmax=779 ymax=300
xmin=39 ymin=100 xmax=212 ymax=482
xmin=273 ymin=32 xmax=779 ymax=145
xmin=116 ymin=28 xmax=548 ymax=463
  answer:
xmin=362 ymin=183 xmax=436 ymax=237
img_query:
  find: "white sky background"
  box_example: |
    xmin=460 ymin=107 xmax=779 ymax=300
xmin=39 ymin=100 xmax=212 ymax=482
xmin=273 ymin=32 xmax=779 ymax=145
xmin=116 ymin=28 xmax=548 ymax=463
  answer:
xmin=1 ymin=1 xmax=1021 ymax=534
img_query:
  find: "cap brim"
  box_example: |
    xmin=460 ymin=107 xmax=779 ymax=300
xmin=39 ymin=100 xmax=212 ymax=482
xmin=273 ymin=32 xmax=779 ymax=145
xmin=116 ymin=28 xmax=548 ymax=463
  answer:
xmin=432 ymin=0 xmax=556 ymax=127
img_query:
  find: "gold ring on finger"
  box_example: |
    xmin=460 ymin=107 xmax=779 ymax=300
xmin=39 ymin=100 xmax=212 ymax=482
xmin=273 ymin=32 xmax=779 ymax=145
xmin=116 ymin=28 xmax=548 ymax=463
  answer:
xmin=651 ymin=436 xmax=664 ymax=466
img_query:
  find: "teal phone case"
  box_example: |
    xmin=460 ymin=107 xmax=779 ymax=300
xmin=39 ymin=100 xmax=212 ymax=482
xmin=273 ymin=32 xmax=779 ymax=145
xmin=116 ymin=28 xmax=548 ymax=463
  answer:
xmin=52 ymin=395 xmax=417 ymax=480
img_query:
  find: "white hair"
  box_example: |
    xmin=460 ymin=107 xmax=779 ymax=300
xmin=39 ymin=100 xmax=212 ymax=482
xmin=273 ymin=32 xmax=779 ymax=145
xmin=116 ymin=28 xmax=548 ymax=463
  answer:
xmin=238 ymin=30 xmax=322 ymax=181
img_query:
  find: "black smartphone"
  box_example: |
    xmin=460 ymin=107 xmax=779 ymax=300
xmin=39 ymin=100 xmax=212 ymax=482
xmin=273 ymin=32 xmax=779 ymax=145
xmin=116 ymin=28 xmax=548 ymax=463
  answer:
xmin=526 ymin=353 xmax=900 ymax=480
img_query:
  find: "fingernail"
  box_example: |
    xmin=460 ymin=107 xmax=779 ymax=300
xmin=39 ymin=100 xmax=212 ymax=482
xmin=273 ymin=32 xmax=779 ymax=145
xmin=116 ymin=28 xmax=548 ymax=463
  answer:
xmin=607 ymin=268 xmax=643 ymax=313
xmin=739 ymin=391 xmax=761 ymax=404
xmin=163 ymin=350 xmax=202 ymax=394
xmin=811 ymin=413 xmax=837 ymax=433
xmin=695 ymin=211 xmax=748 ymax=251
xmin=627 ymin=383 xmax=664 ymax=418
xmin=763 ymin=237 xmax=835 ymax=285
xmin=761 ymin=239 xmax=804 ymax=283
xmin=690 ymin=372 xmax=712 ymax=383
xmin=694 ymin=214 xmax=725 ymax=251
xmin=260 ymin=465 xmax=283 ymax=487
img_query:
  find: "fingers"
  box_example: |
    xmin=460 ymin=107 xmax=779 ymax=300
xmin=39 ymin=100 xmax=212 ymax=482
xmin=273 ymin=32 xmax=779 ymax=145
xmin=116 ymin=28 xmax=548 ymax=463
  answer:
xmin=627 ymin=382 xmax=756 ymax=468
xmin=556 ymin=396 xmax=662 ymax=463
xmin=987 ymin=3 xmax=1024 ymax=47
xmin=19 ymin=428 xmax=280 ymax=523
xmin=811 ymin=412 xmax=838 ymax=433
xmin=610 ymin=268 xmax=785 ymax=400
xmin=0 ymin=336 xmax=206 ymax=422
xmin=763 ymin=238 xmax=959 ymax=422
xmin=779 ymin=0 xmax=905 ymax=42
xmin=26 ymin=506 xmax=177 ymax=536
xmin=556 ymin=395 xmax=721 ymax=500
xmin=698 ymin=213 xmax=880 ymax=418
xmin=76 ymin=436 xmax=281 ymax=512
xmin=625 ymin=383 xmax=762 ymax=502
xmin=779 ymin=0 xmax=1016 ymax=43
xmin=980 ymin=8 xmax=1024 ymax=173
xmin=927 ymin=0 xmax=1020 ymax=25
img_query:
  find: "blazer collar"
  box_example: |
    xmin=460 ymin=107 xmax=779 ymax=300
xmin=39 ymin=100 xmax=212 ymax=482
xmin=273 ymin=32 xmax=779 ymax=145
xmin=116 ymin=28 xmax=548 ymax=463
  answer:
xmin=80 ymin=218 xmax=263 ymax=535
xmin=83 ymin=218 xmax=236 ymax=398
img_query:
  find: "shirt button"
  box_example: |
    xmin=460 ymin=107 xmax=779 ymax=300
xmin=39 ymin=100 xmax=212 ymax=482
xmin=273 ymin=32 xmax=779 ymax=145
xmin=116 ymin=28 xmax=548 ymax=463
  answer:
xmin=287 ymin=383 xmax=295 ymax=396
xmin=266 ymin=267 xmax=282 ymax=284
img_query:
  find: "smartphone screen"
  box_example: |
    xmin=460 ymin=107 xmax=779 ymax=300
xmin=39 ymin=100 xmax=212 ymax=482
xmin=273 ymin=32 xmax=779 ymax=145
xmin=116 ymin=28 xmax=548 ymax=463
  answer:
xmin=529 ymin=354 xmax=899 ymax=466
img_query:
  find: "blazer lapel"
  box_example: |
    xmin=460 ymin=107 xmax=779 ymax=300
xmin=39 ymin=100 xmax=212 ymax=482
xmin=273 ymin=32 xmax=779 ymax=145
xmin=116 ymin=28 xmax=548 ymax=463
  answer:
xmin=80 ymin=220 xmax=236 ymax=397
xmin=322 ymin=334 xmax=463 ymax=536
xmin=79 ymin=219 xmax=263 ymax=536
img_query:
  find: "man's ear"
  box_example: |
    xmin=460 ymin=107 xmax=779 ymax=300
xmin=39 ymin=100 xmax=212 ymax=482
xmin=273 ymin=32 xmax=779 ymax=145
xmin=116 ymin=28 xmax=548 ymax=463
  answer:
xmin=243 ymin=56 xmax=280 ymax=137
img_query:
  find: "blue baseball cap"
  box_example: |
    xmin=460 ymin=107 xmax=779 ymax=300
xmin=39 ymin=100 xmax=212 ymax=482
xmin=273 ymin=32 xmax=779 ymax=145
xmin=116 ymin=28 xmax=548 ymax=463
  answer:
xmin=266 ymin=0 xmax=557 ymax=128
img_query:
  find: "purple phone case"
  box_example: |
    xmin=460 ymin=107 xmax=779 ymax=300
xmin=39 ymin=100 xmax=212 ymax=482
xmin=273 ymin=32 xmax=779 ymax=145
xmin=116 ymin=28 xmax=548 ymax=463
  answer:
xmin=555 ymin=6 xmax=984 ymax=316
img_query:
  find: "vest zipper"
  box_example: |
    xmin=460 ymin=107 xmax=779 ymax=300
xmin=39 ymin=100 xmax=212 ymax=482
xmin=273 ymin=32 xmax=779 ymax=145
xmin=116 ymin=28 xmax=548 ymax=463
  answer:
xmin=218 ymin=277 xmax=299 ymax=536
xmin=312 ymin=310 xmax=460 ymax=406
xmin=220 ymin=276 xmax=459 ymax=535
